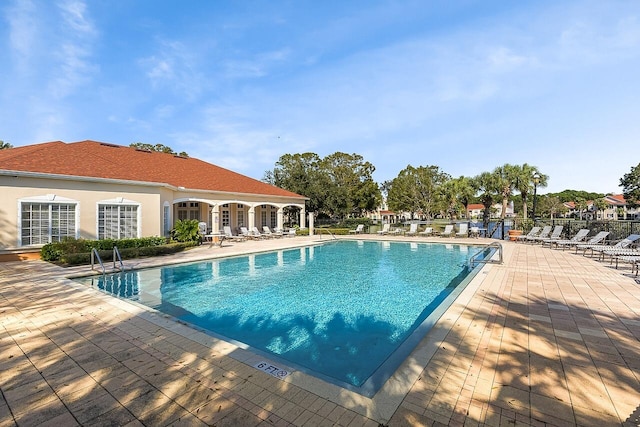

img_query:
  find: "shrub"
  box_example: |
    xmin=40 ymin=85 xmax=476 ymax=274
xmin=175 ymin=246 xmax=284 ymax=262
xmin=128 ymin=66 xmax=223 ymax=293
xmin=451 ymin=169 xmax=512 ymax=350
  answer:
xmin=40 ymin=236 xmax=170 ymax=262
xmin=171 ymin=219 xmax=201 ymax=243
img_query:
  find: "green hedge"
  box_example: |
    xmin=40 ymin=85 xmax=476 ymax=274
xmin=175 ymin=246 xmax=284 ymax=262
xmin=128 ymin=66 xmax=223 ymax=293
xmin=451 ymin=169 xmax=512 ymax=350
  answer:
xmin=41 ymin=236 xmax=170 ymax=263
xmin=60 ymin=242 xmax=196 ymax=266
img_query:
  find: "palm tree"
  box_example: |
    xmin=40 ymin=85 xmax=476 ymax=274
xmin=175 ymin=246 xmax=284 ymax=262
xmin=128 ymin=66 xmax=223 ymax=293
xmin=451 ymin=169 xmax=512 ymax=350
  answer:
xmin=473 ymin=172 xmax=498 ymax=229
xmin=513 ymin=164 xmax=548 ymax=220
xmin=593 ymin=197 xmax=608 ymax=220
xmin=493 ymin=164 xmax=518 ymax=219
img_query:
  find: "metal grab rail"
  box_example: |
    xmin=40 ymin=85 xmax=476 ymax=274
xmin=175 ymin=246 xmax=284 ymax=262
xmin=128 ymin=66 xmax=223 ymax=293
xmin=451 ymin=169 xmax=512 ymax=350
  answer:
xmin=469 ymin=242 xmax=503 ymax=269
xmin=318 ymin=229 xmax=338 ymax=240
xmin=91 ymin=248 xmax=106 ymax=274
xmin=113 ymin=246 xmax=124 ymax=270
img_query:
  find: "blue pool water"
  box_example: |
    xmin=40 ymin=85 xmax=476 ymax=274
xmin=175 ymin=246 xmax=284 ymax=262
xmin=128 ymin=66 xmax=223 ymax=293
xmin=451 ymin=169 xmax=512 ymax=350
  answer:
xmin=76 ymin=240 xmax=482 ymax=395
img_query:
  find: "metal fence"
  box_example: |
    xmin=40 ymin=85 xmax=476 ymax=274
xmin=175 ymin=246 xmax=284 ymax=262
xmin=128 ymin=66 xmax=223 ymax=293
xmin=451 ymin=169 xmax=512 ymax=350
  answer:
xmin=524 ymin=219 xmax=640 ymax=242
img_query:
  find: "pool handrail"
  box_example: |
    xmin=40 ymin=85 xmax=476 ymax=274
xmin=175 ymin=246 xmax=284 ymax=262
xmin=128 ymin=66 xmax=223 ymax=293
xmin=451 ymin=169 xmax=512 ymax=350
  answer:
xmin=469 ymin=242 xmax=503 ymax=269
xmin=91 ymin=248 xmax=106 ymax=274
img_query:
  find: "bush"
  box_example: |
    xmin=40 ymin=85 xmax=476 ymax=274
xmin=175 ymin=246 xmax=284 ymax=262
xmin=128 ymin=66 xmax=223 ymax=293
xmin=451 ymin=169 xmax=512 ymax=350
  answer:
xmin=60 ymin=242 xmax=196 ymax=266
xmin=171 ymin=219 xmax=201 ymax=243
xmin=40 ymin=236 xmax=170 ymax=262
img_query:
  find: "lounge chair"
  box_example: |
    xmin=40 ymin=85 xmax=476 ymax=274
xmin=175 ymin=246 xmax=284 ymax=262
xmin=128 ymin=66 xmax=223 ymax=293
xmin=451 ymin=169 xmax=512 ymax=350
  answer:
xmin=563 ymin=231 xmax=609 ymax=252
xmin=455 ymin=223 xmax=468 ymax=238
xmin=223 ymin=226 xmax=246 ymax=242
xmin=263 ymin=226 xmax=283 ymax=238
xmin=406 ymin=223 xmax=419 ymax=236
xmin=591 ymin=234 xmax=640 ymax=261
xmin=377 ymin=224 xmax=391 ymax=235
xmin=240 ymin=226 xmax=260 ymax=239
xmin=525 ymin=225 xmax=552 ymax=243
xmin=418 ymin=227 xmax=434 ymax=237
xmin=283 ymin=228 xmax=296 ymax=237
xmin=577 ymin=233 xmax=640 ymax=257
xmin=440 ymin=224 xmax=455 ymax=237
xmin=547 ymin=228 xmax=590 ymax=249
xmin=514 ymin=226 xmax=541 ymax=242
xmin=349 ymin=224 xmax=364 ymax=234
xmin=253 ymin=226 xmax=270 ymax=238
xmin=530 ymin=225 xmax=563 ymax=244
xmin=389 ymin=227 xmax=402 ymax=235
xmin=614 ymin=255 xmax=640 ymax=275
xmin=469 ymin=226 xmax=480 ymax=238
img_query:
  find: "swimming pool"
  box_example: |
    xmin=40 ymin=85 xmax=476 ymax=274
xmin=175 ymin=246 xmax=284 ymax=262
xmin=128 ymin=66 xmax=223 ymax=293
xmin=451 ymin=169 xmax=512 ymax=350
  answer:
xmin=76 ymin=240 xmax=484 ymax=396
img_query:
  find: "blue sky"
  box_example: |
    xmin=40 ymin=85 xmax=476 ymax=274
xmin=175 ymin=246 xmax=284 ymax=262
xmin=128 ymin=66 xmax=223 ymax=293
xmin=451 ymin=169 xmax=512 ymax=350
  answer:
xmin=2 ymin=1 xmax=639 ymax=195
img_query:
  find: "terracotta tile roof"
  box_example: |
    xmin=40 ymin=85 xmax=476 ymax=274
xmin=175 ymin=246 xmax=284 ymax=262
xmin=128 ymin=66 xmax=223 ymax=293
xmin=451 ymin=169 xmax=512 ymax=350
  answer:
xmin=467 ymin=204 xmax=484 ymax=210
xmin=0 ymin=140 xmax=304 ymax=199
xmin=606 ymin=194 xmax=626 ymax=205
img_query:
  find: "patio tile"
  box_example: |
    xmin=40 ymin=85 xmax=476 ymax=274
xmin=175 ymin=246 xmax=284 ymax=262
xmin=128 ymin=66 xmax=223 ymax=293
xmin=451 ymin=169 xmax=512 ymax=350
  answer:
xmin=2 ymin=237 xmax=640 ymax=426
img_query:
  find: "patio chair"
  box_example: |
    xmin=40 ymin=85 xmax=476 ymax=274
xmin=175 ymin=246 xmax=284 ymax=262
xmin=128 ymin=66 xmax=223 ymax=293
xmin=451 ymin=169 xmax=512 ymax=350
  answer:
xmin=440 ymin=224 xmax=455 ymax=238
xmin=614 ymin=255 xmax=640 ymax=275
xmin=591 ymin=234 xmax=640 ymax=261
xmin=455 ymin=223 xmax=469 ymax=238
xmin=263 ymin=226 xmax=283 ymax=238
xmin=223 ymin=226 xmax=246 ymax=242
xmin=418 ymin=227 xmax=434 ymax=237
xmin=524 ymin=225 xmax=552 ymax=243
xmin=240 ymin=226 xmax=261 ymax=239
xmin=530 ymin=225 xmax=563 ymax=244
xmin=283 ymin=228 xmax=297 ymax=237
xmin=253 ymin=226 xmax=270 ymax=238
xmin=565 ymin=231 xmax=610 ymax=252
xmin=547 ymin=229 xmax=590 ymax=249
xmin=377 ymin=223 xmax=391 ymax=235
xmin=349 ymin=224 xmax=364 ymax=234
xmin=577 ymin=233 xmax=640 ymax=257
xmin=514 ymin=226 xmax=541 ymax=242
xmin=405 ymin=223 xmax=419 ymax=236
xmin=389 ymin=227 xmax=403 ymax=235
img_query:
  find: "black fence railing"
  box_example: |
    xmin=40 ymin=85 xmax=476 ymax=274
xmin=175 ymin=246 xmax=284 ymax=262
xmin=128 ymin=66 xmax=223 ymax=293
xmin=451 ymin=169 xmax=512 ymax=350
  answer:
xmin=528 ymin=219 xmax=640 ymax=242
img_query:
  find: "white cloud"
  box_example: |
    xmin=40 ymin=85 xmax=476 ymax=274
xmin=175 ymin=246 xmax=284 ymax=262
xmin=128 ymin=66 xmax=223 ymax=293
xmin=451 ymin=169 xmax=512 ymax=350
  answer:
xmin=5 ymin=0 xmax=38 ymax=67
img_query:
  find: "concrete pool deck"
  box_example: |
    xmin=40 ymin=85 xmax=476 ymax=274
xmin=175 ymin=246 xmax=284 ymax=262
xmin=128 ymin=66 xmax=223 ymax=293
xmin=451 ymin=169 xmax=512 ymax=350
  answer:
xmin=1 ymin=235 xmax=639 ymax=426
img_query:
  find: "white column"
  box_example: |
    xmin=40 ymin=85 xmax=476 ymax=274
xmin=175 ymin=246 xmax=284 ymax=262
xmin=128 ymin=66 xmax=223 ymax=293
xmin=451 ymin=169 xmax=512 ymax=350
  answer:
xmin=248 ymin=206 xmax=255 ymax=231
xmin=308 ymin=212 xmax=314 ymax=236
xmin=300 ymin=207 xmax=306 ymax=228
xmin=277 ymin=208 xmax=284 ymax=231
xmin=212 ymin=205 xmax=220 ymax=233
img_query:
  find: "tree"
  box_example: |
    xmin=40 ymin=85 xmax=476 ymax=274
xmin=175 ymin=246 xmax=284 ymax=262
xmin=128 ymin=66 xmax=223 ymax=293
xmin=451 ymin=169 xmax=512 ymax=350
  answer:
xmin=512 ymin=164 xmax=548 ymax=220
xmin=441 ymin=176 xmax=475 ymax=220
xmin=0 ymin=140 xmax=13 ymax=149
xmin=574 ymin=198 xmax=588 ymax=220
xmin=492 ymin=164 xmax=518 ymax=219
xmin=130 ymin=142 xmax=188 ymax=157
xmin=593 ymin=197 xmax=608 ymax=220
xmin=538 ymin=196 xmax=567 ymax=219
xmin=620 ymin=162 xmax=640 ymax=207
xmin=472 ymin=172 xmax=498 ymax=229
xmin=321 ymin=152 xmax=380 ymax=218
xmin=386 ymin=165 xmax=450 ymax=220
xmin=266 ymin=153 xmax=325 ymax=214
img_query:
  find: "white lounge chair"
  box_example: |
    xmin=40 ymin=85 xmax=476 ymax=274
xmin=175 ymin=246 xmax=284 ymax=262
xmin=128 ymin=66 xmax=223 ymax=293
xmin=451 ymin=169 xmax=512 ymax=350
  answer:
xmin=547 ymin=229 xmax=590 ymax=249
xmin=525 ymin=225 xmax=552 ymax=243
xmin=406 ymin=223 xmax=419 ymax=236
xmin=349 ymin=224 xmax=364 ymax=234
xmin=377 ymin=224 xmax=391 ymax=235
xmin=571 ymin=231 xmax=610 ymax=253
xmin=263 ymin=226 xmax=283 ymax=238
xmin=578 ymin=233 xmax=639 ymax=257
xmin=455 ymin=223 xmax=468 ymax=238
xmin=531 ymin=225 xmax=563 ymax=244
xmin=440 ymin=224 xmax=455 ymax=237
xmin=240 ymin=226 xmax=260 ymax=239
xmin=252 ymin=226 xmax=269 ymax=238
xmin=223 ymin=226 xmax=246 ymax=242
xmin=514 ymin=226 xmax=541 ymax=242
xmin=418 ymin=227 xmax=434 ymax=237
xmin=591 ymin=234 xmax=640 ymax=261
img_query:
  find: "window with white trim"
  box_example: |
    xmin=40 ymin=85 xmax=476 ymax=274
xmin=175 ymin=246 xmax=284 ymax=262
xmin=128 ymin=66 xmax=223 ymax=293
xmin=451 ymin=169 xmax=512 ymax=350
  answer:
xmin=261 ymin=210 xmax=267 ymax=227
xmin=163 ymin=203 xmax=171 ymax=236
xmin=237 ymin=210 xmax=244 ymax=227
xmin=21 ymin=202 xmax=76 ymax=246
xmin=222 ymin=209 xmax=230 ymax=226
xmin=98 ymin=204 xmax=138 ymax=239
xmin=270 ymin=211 xmax=277 ymax=228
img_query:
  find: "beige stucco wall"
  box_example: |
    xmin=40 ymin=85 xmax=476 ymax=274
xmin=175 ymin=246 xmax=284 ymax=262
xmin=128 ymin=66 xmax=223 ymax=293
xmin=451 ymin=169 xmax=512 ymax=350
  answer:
xmin=0 ymin=175 xmax=164 ymax=250
xmin=0 ymin=174 xmax=306 ymax=251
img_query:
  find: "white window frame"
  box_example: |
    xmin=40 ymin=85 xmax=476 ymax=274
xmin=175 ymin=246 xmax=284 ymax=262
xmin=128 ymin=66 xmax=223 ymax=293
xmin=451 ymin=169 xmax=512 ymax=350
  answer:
xmin=18 ymin=194 xmax=79 ymax=247
xmin=163 ymin=202 xmax=171 ymax=236
xmin=96 ymin=198 xmax=141 ymax=240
